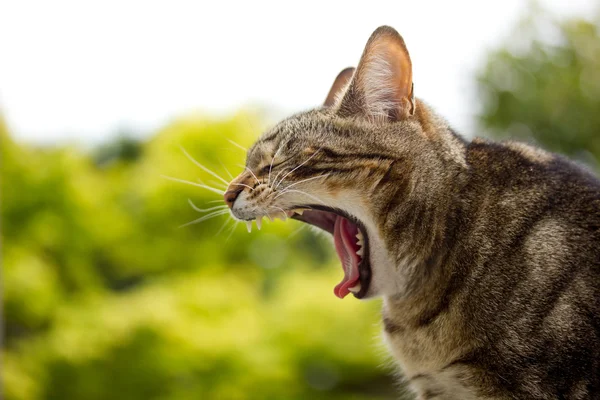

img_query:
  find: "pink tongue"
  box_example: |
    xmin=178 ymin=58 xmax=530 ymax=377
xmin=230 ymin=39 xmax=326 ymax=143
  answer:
xmin=333 ymin=216 xmax=361 ymax=299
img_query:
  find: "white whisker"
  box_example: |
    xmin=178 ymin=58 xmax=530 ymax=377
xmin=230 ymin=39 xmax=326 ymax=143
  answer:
xmin=244 ymin=166 xmax=260 ymax=186
xmin=229 ymin=182 xmax=254 ymax=191
xmin=205 ymin=179 xmax=228 ymax=190
xmin=227 ymin=139 xmax=247 ymax=152
xmin=261 ymin=207 xmax=275 ymax=222
xmin=225 ymin=221 xmax=239 ymax=242
xmin=288 ymin=223 xmax=307 ymax=239
xmin=275 ymin=173 xmax=330 ymax=195
xmin=215 ymin=217 xmax=233 ymax=237
xmin=267 ymin=142 xmax=284 ymax=188
xmin=162 ymin=175 xmax=224 ymax=195
xmin=270 ymin=168 xmax=287 ymax=191
xmin=218 ymin=158 xmax=234 ymax=180
xmin=274 ymin=189 xmax=326 ymax=205
xmin=179 ymin=209 xmax=230 ymax=228
xmin=188 ymin=199 xmax=228 ymax=213
xmin=269 ymin=205 xmax=288 ymax=215
xmin=274 ymin=148 xmax=322 ymax=189
xmin=179 ymin=146 xmax=230 ymax=185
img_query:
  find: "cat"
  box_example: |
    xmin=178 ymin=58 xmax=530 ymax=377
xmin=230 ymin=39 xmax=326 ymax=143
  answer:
xmin=223 ymin=26 xmax=600 ymax=399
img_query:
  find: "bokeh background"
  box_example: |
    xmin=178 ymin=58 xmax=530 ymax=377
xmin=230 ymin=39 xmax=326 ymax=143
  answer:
xmin=2 ymin=1 xmax=599 ymax=399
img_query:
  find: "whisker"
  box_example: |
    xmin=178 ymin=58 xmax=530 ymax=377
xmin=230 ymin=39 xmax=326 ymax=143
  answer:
xmin=206 ymin=179 xmax=228 ymax=190
xmin=188 ymin=199 xmax=229 ymax=213
xmin=207 ymin=199 xmax=226 ymax=204
xmin=269 ymin=205 xmax=289 ymax=216
xmin=274 ymin=148 xmax=322 ymax=189
xmin=179 ymin=146 xmax=230 ymax=185
xmin=215 ymin=217 xmax=233 ymax=237
xmin=179 ymin=209 xmax=230 ymax=228
xmin=270 ymin=168 xmax=287 ymax=191
xmin=274 ymin=189 xmax=326 ymax=205
xmin=225 ymin=221 xmax=239 ymax=242
xmin=227 ymin=139 xmax=247 ymax=152
xmin=270 ymin=163 xmax=296 ymax=191
xmin=244 ymin=166 xmax=261 ymax=186
xmin=218 ymin=158 xmax=234 ymax=180
xmin=267 ymin=142 xmax=284 ymax=188
xmin=162 ymin=175 xmax=224 ymax=195
xmin=229 ymin=182 xmax=254 ymax=191
xmin=261 ymin=206 xmax=276 ymax=222
xmin=275 ymin=173 xmax=330 ymax=194
xmin=287 ymin=223 xmax=307 ymax=240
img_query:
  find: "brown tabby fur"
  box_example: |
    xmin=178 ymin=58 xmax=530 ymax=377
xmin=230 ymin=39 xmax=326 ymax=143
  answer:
xmin=225 ymin=26 xmax=600 ymax=399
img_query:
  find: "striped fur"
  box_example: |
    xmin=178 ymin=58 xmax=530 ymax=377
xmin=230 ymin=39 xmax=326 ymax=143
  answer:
xmin=229 ymin=26 xmax=600 ymax=399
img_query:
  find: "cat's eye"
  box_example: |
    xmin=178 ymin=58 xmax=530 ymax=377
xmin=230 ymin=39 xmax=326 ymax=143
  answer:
xmin=260 ymin=160 xmax=286 ymax=174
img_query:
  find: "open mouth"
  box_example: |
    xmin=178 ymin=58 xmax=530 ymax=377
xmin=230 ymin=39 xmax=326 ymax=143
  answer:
xmin=290 ymin=205 xmax=372 ymax=299
xmin=238 ymin=204 xmax=372 ymax=299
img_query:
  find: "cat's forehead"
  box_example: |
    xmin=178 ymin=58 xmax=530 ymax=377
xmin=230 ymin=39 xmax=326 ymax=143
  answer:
xmin=270 ymin=110 xmax=329 ymax=140
xmin=249 ymin=110 xmax=329 ymax=156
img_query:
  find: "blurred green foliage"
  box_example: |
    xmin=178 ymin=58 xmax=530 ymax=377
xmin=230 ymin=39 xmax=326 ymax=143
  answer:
xmin=477 ymin=8 xmax=600 ymax=167
xmin=4 ymin=8 xmax=599 ymax=400
xmin=1 ymin=113 xmax=398 ymax=399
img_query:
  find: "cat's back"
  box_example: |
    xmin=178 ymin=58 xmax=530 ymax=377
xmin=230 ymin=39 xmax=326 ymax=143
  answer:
xmin=465 ymin=138 xmax=600 ymax=234
xmin=448 ymin=138 xmax=600 ymax=398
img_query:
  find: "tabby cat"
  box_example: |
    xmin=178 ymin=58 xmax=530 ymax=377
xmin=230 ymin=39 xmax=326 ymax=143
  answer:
xmin=223 ymin=26 xmax=600 ymax=399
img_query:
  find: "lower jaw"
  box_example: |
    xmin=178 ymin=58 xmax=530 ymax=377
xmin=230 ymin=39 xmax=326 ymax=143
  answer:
xmin=291 ymin=206 xmax=372 ymax=299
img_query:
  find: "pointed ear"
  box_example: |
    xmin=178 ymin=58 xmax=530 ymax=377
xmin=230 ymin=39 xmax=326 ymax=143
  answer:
xmin=323 ymin=67 xmax=355 ymax=107
xmin=338 ymin=26 xmax=415 ymax=121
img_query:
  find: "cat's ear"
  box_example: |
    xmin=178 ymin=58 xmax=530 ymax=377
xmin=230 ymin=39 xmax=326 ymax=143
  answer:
xmin=324 ymin=67 xmax=355 ymax=107
xmin=338 ymin=26 xmax=415 ymax=121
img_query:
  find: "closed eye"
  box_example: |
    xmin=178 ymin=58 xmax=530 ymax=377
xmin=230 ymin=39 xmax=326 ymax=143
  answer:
xmin=258 ymin=155 xmax=295 ymax=174
xmin=260 ymin=164 xmax=273 ymax=174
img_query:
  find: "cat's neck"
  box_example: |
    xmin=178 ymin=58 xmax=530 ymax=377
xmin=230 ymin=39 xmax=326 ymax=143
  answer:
xmin=382 ymin=101 xmax=473 ymax=322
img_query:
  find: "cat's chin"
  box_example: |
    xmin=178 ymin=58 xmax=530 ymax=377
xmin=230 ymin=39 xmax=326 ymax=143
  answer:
xmin=290 ymin=205 xmax=372 ymax=300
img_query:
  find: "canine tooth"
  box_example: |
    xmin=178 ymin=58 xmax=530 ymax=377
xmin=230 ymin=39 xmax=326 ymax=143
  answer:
xmin=348 ymin=283 xmax=361 ymax=293
xmin=294 ymin=209 xmax=305 ymax=215
xmin=246 ymin=221 xmax=252 ymax=233
xmin=256 ymin=217 xmax=262 ymax=230
xmin=356 ymin=248 xmax=364 ymax=257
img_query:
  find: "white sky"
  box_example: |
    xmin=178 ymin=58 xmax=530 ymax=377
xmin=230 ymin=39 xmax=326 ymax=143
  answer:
xmin=0 ymin=0 xmax=596 ymax=145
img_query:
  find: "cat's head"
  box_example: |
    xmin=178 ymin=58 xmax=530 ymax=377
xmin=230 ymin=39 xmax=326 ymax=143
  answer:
xmin=224 ymin=26 xmax=467 ymax=299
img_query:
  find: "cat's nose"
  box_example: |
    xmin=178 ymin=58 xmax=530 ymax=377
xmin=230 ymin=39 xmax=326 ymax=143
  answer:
xmin=224 ymin=187 xmax=243 ymax=209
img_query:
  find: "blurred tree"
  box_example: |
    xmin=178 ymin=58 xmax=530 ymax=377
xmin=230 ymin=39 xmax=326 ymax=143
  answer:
xmin=94 ymin=135 xmax=143 ymax=167
xmin=477 ymin=7 xmax=600 ymax=168
xmin=5 ymin=9 xmax=599 ymax=399
xmin=1 ymin=112 xmax=398 ymax=400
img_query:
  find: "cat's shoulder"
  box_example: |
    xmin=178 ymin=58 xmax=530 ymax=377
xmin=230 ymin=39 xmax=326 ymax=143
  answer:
xmin=467 ymin=137 xmax=554 ymax=165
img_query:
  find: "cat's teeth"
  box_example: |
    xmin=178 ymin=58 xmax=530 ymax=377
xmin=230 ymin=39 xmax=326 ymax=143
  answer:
xmin=356 ymin=247 xmax=364 ymax=257
xmin=348 ymin=283 xmax=361 ymax=293
xmin=356 ymin=231 xmax=364 ymax=243
xmin=294 ymin=209 xmax=305 ymax=216
xmin=256 ymin=217 xmax=262 ymax=230
xmin=356 ymin=232 xmax=364 ymax=248
xmin=246 ymin=221 xmax=253 ymax=233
